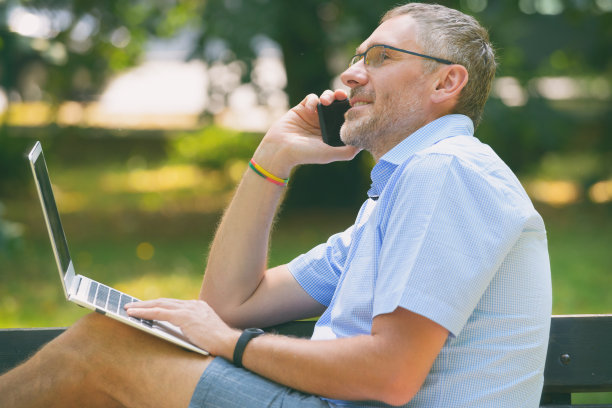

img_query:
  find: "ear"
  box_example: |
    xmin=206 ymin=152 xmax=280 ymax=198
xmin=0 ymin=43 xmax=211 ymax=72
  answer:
xmin=430 ymin=64 xmax=469 ymax=105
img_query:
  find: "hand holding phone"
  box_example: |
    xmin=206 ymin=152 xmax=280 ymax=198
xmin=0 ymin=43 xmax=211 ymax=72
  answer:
xmin=317 ymin=99 xmax=351 ymax=147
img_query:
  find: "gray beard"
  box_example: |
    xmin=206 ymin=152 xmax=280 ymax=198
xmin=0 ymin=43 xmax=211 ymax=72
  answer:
xmin=340 ymin=91 xmax=425 ymax=158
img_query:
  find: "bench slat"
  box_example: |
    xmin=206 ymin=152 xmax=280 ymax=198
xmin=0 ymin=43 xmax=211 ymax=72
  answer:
xmin=2 ymin=315 xmax=611 ymax=407
xmin=0 ymin=327 xmax=66 ymax=374
xmin=543 ymin=315 xmax=612 ymax=393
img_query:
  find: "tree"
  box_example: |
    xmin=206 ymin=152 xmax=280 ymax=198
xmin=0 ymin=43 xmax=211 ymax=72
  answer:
xmin=196 ymin=0 xmax=611 ymax=187
xmin=0 ymin=0 xmax=208 ymax=105
xmin=1 ymin=0 xmax=610 ymax=186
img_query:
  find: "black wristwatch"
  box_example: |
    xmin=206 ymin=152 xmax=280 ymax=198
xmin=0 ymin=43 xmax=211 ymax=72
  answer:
xmin=233 ymin=328 xmax=264 ymax=368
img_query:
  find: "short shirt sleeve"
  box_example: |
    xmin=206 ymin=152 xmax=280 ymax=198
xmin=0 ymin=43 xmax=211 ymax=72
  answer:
xmin=288 ymin=224 xmax=354 ymax=307
xmin=373 ymin=153 xmax=526 ymax=337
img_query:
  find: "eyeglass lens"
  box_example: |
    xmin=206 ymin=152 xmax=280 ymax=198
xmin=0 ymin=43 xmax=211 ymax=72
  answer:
xmin=366 ymin=46 xmax=385 ymax=66
xmin=351 ymin=45 xmax=385 ymax=67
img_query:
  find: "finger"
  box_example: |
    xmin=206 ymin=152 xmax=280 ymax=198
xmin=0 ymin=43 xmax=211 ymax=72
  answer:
xmin=319 ymin=89 xmax=349 ymax=106
xmin=125 ymin=298 xmax=183 ymax=309
xmin=318 ymin=90 xmax=336 ymax=106
xmin=126 ymin=306 xmax=176 ymax=321
xmin=290 ymin=94 xmax=321 ymax=127
xmin=333 ymin=88 xmax=348 ymax=101
xmin=124 ymin=299 xmax=160 ymax=309
xmin=301 ymin=93 xmax=319 ymax=112
xmin=319 ymin=145 xmax=361 ymax=163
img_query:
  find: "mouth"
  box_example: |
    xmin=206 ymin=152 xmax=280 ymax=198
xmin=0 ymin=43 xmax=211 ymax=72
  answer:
xmin=349 ymin=91 xmax=375 ymax=108
xmin=351 ymin=101 xmax=371 ymax=107
xmin=348 ymin=89 xmax=375 ymax=115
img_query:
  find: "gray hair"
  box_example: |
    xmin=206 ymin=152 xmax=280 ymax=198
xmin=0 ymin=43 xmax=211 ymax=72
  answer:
xmin=381 ymin=3 xmax=497 ymax=128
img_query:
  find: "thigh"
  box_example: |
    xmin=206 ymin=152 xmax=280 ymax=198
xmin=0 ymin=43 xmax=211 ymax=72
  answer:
xmin=190 ymin=358 xmax=330 ymax=408
xmin=58 ymin=313 xmax=212 ymax=408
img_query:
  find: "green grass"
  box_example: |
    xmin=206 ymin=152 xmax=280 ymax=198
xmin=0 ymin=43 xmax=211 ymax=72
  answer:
xmin=0 ymin=198 xmax=355 ymax=327
xmin=541 ymin=205 xmax=612 ymax=315
xmin=1 ymin=139 xmax=610 ymax=323
xmin=2 ymin=190 xmax=610 ymax=326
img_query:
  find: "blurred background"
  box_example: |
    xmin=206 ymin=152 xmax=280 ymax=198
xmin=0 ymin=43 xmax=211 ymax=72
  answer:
xmin=0 ymin=0 xmax=610 ymax=331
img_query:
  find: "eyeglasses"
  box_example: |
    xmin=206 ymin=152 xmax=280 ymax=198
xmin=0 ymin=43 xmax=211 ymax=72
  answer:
xmin=349 ymin=44 xmax=454 ymax=68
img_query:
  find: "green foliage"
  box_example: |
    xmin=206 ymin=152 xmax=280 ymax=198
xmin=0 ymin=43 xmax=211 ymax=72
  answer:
xmin=535 ymin=152 xmax=611 ymax=186
xmin=3 ymin=1 xmax=610 ymax=105
xmin=2 ymin=201 xmax=611 ymax=327
xmin=0 ymin=0 xmax=207 ymax=103
xmin=192 ymin=0 xmax=612 ymax=176
xmin=167 ymin=125 xmax=372 ymax=209
xmin=197 ymin=0 xmax=400 ymax=105
xmin=2 ymin=1 xmax=610 ymax=177
xmin=0 ymin=128 xmax=31 ymax=192
xmin=168 ymin=125 xmax=261 ymax=168
xmin=0 ymin=201 xmax=23 ymax=253
xmin=477 ymin=97 xmax=611 ymax=175
xmin=283 ymin=153 xmax=372 ymax=210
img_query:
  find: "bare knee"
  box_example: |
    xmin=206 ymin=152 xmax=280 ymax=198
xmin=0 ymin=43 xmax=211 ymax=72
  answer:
xmin=34 ymin=313 xmax=138 ymax=405
xmin=9 ymin=313 xmax=209 ymax=408
xmin=46 ymin=313 xmax=116 ymax=362
xmin=35 ymin=314 xmax=137 ymax=380
xmin=0 ymin=315 xmax=110 ymax=407
xmin=72 ymin=311 xmax=121 ymax=336
xmin=34 ymin=313 xmax=115 ymax=382
xmin=54 ymin=313 xmax=152 ymax=369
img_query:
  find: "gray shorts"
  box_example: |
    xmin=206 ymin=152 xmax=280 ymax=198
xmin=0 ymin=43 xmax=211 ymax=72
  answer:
xmin=189 ymin=357 xmax=332 ymax=408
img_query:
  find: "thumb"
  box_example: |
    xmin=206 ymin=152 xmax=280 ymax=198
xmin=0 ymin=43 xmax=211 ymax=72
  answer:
xmin=289 ymin=94 xmax=320 ymax=126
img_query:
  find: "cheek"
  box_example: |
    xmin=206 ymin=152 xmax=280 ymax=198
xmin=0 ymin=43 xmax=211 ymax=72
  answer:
xmin=374 ymin=91 xmax=398 ymax=114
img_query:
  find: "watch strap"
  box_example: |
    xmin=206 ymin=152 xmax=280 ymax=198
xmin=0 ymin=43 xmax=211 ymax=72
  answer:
xmin=233 ymin=328 xmax=264 ymax=368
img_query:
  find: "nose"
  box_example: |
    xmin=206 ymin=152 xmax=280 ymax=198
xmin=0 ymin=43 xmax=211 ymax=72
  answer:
xmin=340 ymin=60 xmax=369 ymax=89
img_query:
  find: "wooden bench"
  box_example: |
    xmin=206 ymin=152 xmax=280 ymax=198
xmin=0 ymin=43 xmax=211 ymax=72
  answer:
xmin=1 ymin=315 xmax=611 ymax=407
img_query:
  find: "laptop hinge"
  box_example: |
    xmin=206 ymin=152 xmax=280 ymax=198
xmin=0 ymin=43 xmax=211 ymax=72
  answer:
xmin=69 ymin=275 xmax=83 ymax=298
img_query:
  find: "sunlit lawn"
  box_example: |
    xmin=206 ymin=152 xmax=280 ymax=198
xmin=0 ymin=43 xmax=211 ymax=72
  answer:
xmin=0 ymin=204 xmax=354 ymax=327
xmin=1 ymin=132 xmax=610 ymax=326
xmin=544 ymin=208 xmax=612 ymax=314
xmin=1 ymin=153 xmax=610 ymax=327
xmin=0 ymin=146 xmax=355 ymax=327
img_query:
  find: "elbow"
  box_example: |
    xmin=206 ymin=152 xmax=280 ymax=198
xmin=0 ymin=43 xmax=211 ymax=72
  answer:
xmin=199 ymin=298 xmax=252 ymax=329
xmin=202 ymin=302 xmax=242 ymax=327
xmin=198 ymin=293 xmax=241 ymax=327
xmin=378 ymin=385 xmax=418 ymax=407
xmin=199 ymin=286 xmax=242 ymax=325
xmin=372 ymin=371 xmax=421 ymax=406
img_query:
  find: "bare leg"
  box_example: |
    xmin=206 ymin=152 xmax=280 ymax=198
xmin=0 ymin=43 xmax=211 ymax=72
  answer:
xmin=0 ymin=313 xmax=212 ymax=408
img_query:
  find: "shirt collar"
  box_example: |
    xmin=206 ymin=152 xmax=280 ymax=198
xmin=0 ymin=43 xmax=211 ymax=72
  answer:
xmin=368 ymin=114 xmax=474 ymax=199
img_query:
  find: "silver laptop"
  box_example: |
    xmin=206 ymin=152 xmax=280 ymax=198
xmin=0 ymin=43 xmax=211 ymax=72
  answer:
xmin=27 ymin=141 xmax=208 ymax=356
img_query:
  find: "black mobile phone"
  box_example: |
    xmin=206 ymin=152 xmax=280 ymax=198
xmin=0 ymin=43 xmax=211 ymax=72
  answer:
xmin=317 ymin=99 xmax=350 ymax=147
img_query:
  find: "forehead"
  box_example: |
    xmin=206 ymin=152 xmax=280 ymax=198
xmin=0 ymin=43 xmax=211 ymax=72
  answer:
xmin=357 ymin=14 xmax=419 ymax=53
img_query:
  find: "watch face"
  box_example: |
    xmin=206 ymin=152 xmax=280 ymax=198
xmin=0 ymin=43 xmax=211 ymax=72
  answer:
xmin=246 ymin=328 xmax=264 ymax=335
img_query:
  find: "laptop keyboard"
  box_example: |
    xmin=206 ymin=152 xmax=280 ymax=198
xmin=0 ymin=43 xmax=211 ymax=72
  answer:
xmin=87 ymin=281 xmax=154 ymax=327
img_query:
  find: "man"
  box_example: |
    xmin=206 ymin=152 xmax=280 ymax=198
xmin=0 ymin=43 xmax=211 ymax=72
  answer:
xmin=0 ymin=3 xmax=551 ymax=407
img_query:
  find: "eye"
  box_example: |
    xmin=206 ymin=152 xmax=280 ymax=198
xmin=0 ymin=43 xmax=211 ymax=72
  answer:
xmin=375 ymin=49 xmax=391 ymax=66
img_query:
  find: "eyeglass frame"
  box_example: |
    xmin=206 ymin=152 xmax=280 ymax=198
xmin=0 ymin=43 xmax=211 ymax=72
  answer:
xmin=350 ymin=44 xmax=454 ymax=68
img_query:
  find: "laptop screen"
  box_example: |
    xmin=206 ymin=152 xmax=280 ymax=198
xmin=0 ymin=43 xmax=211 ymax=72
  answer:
xmin=31 ymin=144 xmax=72 ymax=276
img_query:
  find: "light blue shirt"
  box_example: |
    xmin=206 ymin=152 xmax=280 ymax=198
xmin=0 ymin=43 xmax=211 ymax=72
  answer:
xmin=288 ymin=114 xmax=552 ymax=408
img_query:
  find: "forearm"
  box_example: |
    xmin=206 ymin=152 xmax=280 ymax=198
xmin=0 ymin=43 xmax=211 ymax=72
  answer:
xmin=199 ymin=162 xmax=287 ymax=315
xmin=127 ymin=299 xmax=408 ymax=403
xmin=127 ymin=299 xmax=447 ymax=406
xmin=224 ymin=333 xmax=414 ymax=405
xmin=199 ymin=91 xmax=359 ymax=323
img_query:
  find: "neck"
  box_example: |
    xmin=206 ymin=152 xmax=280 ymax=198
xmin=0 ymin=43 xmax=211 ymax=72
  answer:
xmin=370 ymin=113 xmax=442 ymax=162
